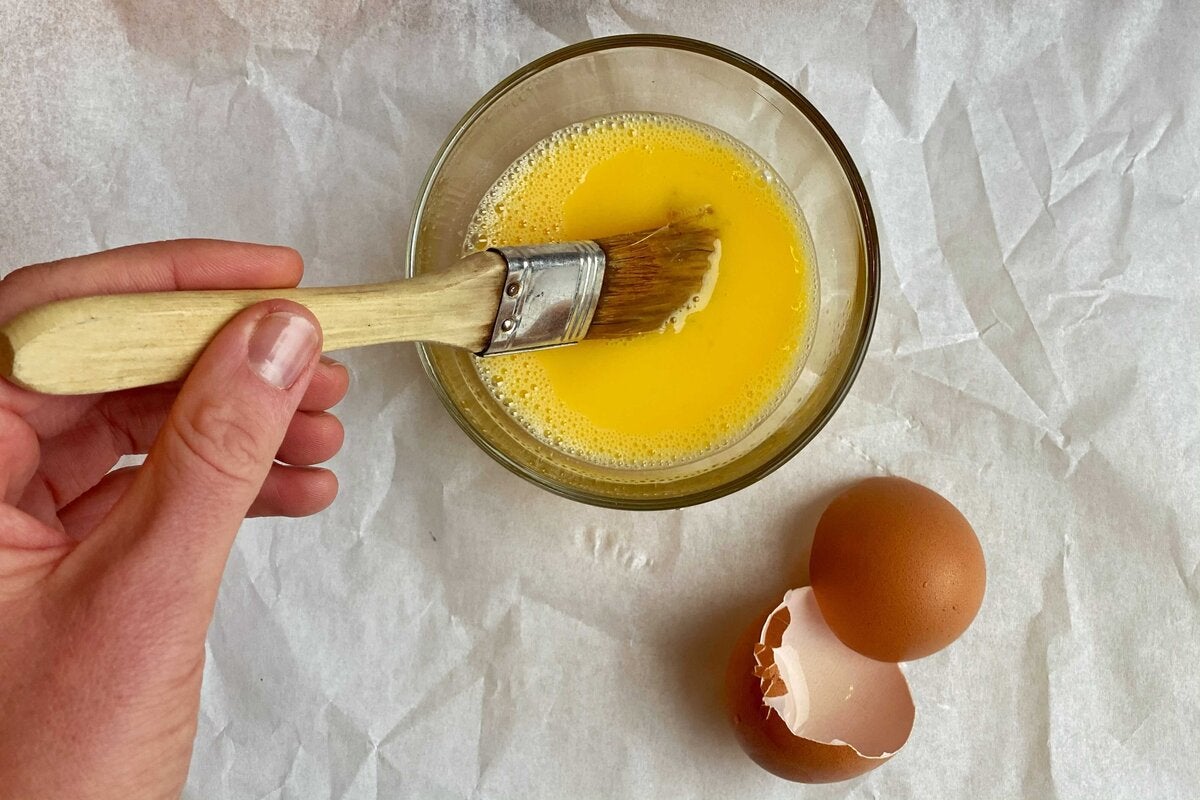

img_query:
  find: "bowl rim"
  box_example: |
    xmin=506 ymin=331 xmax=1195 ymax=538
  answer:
xmin=406 ymin=34 xmax=880 ymax=510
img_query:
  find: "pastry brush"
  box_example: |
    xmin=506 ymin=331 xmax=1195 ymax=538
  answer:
xmin=0 ymin=220 xmax=717 ymax=395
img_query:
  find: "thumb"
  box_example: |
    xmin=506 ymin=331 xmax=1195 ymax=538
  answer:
xmin=79 ymin=300 xmax=321 ymax=602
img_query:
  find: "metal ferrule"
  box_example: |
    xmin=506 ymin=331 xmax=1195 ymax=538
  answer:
xmin=480 ymin=241 xmax=606 ymax=356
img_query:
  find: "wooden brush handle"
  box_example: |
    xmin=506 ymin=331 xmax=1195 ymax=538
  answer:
xmin=0 ymin=251 xmax=506 ymax=395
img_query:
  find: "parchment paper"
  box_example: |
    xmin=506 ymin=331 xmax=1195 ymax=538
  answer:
xmin=2 ymin=2 xmax=1198 ymax=797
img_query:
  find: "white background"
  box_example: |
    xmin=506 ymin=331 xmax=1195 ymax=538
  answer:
xmin=2 ymin=2 xmax=1198 ymax=797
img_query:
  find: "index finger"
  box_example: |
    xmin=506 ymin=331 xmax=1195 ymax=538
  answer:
xmin=0 ymin=239 xmax=304 ymax=324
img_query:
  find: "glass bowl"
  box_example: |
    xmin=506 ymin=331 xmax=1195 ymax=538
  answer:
xmin=405 ymin=35 xmax=879 ymax=509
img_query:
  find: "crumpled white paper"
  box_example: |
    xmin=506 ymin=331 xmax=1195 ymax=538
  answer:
xmin=2 ymin=1 xmax=1198 ymax=797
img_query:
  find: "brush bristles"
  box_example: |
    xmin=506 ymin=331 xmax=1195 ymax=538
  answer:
xmin=589 ymin=220 xmax=717 ymax=338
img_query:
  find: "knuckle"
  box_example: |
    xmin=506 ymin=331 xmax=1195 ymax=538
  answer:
xmin=167 ymin=397 xmax=269 ymax=487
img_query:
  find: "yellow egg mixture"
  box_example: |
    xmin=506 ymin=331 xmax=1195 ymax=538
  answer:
xmin=469 ymin=113 xmax=816 ymax=468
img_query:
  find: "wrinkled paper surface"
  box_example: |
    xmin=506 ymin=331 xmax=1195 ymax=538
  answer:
xmin=2 ymin=1 xmax=1198 ymax=797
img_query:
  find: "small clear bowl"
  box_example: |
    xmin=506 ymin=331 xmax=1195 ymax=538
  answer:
xmin=405 ymin=35 xmax=879 ymax=509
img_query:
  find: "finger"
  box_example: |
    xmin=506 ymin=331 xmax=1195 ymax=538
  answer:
xmin=36 ymin=360 xmax=346 ymax=505
xmin=18 ymin=381 xmax=180 ymax=440
xmin=58 ymin=462 xmax=338 ymax=540
xmin=248 ymin=465 xmax=338 ymax=518
xmin=275 ymin=412 xmax=344 ymax=466
xmin=0 ymin=240 xmax=303 ymax=324
xmin=24 ymin=354 xmax=339 ymax=436
xmin=299 ymin=357 xmax=350 ymax=411
xmin=0 ymin=408 xmax=39 ymax=505
xmin=35 ymin=385 xmax=176 ymax=508
xmin=70 ymin=300 xmax=321 ymax=612
xmin=57 ymin=467 xmax=139 ymax=541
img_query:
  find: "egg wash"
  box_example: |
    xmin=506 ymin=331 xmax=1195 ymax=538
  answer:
xmin=469 ymin=112 xmax=817 ymax=468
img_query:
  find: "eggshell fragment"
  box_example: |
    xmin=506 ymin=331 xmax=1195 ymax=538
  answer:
xmin=725 ymin=588 xmax=914 ymax=783
xmin=810 ymin=477 xmax=986 ymax=661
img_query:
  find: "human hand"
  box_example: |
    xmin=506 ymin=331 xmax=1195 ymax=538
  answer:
xmin=0 ymin=241 xmax=349 ymax=799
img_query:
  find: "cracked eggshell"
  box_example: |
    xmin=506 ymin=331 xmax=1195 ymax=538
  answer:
xmin=810 ymin=477 xmax=986 ymax=662
xmin=724 ymin=588 xmax=914 ymax=783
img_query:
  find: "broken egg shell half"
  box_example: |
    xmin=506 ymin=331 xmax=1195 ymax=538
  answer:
xmin=724 ymin=587 xmax=914 ymax=783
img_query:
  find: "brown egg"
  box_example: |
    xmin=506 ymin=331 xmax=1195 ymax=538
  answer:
xmin=724 ymin=589 xmax=914 ymax=783
xmin=810 ymin=477 xmax=985 ymax=662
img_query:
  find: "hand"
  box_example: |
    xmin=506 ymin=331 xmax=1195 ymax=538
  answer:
xmin=0 ymin=241 xmax=349 ymax=798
